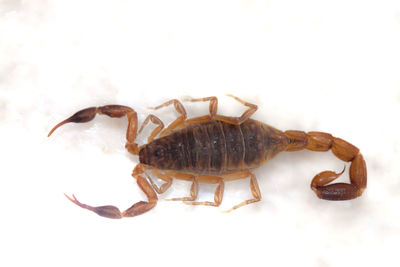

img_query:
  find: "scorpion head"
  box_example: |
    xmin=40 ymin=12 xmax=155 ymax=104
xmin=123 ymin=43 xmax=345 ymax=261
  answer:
xmin=139 ymin=143 xmax=170 ymax=169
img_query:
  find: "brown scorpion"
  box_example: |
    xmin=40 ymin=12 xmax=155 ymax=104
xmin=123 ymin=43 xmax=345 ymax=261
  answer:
xmin=48 ymin=95 xmax=367 ymax=219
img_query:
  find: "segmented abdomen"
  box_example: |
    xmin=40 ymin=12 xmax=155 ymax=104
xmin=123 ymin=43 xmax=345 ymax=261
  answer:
xmin=139 ymin=119 xmax=287 ymax=174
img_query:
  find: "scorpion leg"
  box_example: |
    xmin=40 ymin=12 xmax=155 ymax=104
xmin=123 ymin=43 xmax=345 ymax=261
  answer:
xmin=155 ymin=95 xmax=257 ymax=135
xmin=48 ymin=105 xmax=140 ymax=154
xmin=145 ymin=168 xmax=173 ymax=194
xmin=223 ymin=171 xmax=261 ymax=213
xmin=214 ymin=94 xmax=258 ymax=125
xmin=183 ymin=96 xmax=218 ymax=120
xmin=285 ymin=131 xmax=367 ymax=200
xmin=148 ymin=99 xmax=187 ymax=137
xmin=138 ymin=114 xmax=164 ymax=143
xmin=184 ymin=95 xmax=258 ymax=125
xmin=183 ymin=177 xmax=225 ymax=207
xmin=184 ymin=115 xmax=216 ymax=125
xmin=64 ymin=164 xmax=157 ymax=219
xmin=164 ymin=172 xmax=199 ymax=202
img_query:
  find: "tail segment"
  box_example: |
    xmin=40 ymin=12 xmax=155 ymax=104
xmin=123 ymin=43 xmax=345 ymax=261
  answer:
xmin=284 ymin=130 xmax=367 ymax=200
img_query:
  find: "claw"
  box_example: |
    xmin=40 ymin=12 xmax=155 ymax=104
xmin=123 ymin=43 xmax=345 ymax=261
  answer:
xmin=48 ymin=107 xmax=98 ymax=137
xmin=64 ymin=193 xmax=78 ymax=204
xmin=64 ymin=193 xmax=123 ymax=219
xmin=64 ymin=193 xmax=92 ymax=210
xmin=47 ymin=119 xmax=69 ymax=137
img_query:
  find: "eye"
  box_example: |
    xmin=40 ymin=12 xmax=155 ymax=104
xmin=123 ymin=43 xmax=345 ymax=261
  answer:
xmin=155 ymin=149 xmax=164 ymax=157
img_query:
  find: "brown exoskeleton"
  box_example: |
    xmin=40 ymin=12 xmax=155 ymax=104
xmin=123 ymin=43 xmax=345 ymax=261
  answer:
xmin=48 ymin=95 xmax=367 ymax=219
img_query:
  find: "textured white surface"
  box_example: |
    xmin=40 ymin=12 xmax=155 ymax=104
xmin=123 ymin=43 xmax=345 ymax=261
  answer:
xmin=1 ymin=1 xmax=400 ymax=266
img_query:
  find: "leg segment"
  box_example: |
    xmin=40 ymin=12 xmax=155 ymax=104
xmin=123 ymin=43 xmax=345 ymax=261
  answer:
xmin=64 ymin=164 xmax=157 ymax=219
xmin=48 ymin=105 xmax=140 ymax=154
xmin=214 ymin=94 xmax=258 ymax=125
xmin=183 ymin=96 xmax=218 ymax=120
xmin=138 ymin=114 xmax=164 ymax=143
xmin=184 ymin=95 xmax=258 ymax=125
xmin=164 ymin=173 xmax=199 ymax=202
xmin=223 ymin=171 xmax=261 ymax=213
xmin=145 ymin=168 xmax=173 ymax=194
xmin=284 ymin=131 xmax=367 ymax=200
xmin=148 ymin=99 xmax=187 ymax=137
xmin=183 ymin=177 xmax=225 ymax=207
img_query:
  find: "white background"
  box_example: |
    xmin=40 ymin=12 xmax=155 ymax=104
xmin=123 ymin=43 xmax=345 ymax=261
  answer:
xmin=1 ymin=1 xmax=400 ymax=266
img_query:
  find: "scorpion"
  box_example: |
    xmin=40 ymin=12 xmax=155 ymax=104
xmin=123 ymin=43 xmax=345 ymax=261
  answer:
xmin=48 ymin=95 xmax=367 ymax=219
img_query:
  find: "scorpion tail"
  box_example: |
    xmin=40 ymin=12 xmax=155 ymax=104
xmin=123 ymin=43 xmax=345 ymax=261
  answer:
xmin=284 ymin=130 xmax=367 ymax=200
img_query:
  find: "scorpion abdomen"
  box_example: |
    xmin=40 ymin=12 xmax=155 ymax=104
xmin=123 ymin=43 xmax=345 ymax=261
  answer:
xmin=139 ymin=119 xmax=288 ymax=175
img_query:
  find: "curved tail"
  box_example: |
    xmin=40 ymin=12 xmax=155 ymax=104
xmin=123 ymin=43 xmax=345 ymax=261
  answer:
xmin=284 ymin=130 xmax=367 ymax=200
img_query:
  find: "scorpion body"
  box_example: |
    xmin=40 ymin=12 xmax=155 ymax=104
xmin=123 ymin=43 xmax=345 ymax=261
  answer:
xmin=48 ymin=95 xmax=367 ymax=219
xmin=140 ymin=119 xmax=287 ymax=175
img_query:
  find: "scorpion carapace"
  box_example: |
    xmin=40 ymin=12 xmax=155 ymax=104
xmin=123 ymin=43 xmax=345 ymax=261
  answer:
xmin=48 ymin=95 xmax=367 ymax=219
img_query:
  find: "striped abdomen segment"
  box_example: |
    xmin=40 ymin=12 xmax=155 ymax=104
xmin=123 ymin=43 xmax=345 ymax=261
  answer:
xmin=139 ymin=119 xmax=288 ymax=174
